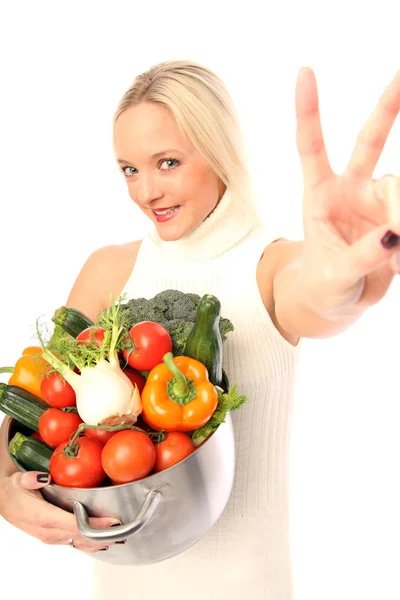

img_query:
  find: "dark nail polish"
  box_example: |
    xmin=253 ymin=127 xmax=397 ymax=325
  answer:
xmin=110 ymin=523 xmax=121 ymax=527
xmin=116 ymin=540 xmax=127 ymax=544
xmin=381 ymin=230 xmax=400 ymax=249
xmin=37 ymin=474 xmax=49 ymax=483
xmin=99 ymin=547 xmax=109 ymax=551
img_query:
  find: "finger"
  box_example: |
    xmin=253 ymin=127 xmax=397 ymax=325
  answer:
xmin=13 ymin=471 xmax=121 ymax=533
xmin=29 ymin=525 xmax=111 ymax=552
xmin=19 ymin=471 xmax=51 ymax=490
xmin=373 ymin=176 xmax=400 ymax=233
xmin=13 ymin=517 xmax=116 ymax=552
xmin=66 ymin=537 xmax=111 ymax=553
xmin=295 ymin=66 xmax=333 ymax=189
xmin=44 ymin=510 xmax=122 ymax=535
xmin=326 ymin=224 xmax=399 ymax=301
xmin=346 ymin=70 xmax=400 ymax=178
xmin=389 ymin=246 xmax=400 ymax=273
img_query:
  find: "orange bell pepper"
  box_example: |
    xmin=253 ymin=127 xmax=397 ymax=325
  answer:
xmin=141 ymin=352 xmax=218 ymax=432
xmin=5 ymin=346 xmax=48 ymax=400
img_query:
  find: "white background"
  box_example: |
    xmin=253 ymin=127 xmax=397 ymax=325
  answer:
xmin=0 ymin=2 xmax=399 ymax=599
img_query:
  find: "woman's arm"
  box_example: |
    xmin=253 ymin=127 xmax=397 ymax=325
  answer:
xmin=270 ymin=241 xmax=368 ymax=339
xmin=0 ymin=241 xmax=141 ymax=550
xmin=65 ymin=241 xmax=141 ymax=318
xmin=257 ymin=239 xmax=361 ymax=342
xmin=262 ymin=69 xmax=400 ymax=341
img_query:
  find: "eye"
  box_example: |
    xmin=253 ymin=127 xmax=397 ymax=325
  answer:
xmin=121 ymin=166 xmax=137 ymax=178
xmin=160 ymin=158 xmax=179 ymax=170
xmin=120 ymin=158 xmax=179 ymax=179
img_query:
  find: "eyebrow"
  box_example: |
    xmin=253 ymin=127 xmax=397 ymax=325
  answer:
xmin=117 ymin=149 xmax=181 ymax=165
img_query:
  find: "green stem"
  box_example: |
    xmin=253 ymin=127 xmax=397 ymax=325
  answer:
xmin=163 ymin=352 xmax=188 ymax=395
xmin=0 ymin=367 xmax=14 ymax=374
xmin=163 ymin=352 xmax=198 ymax=406
xmin=42 ymin=349 xmax=80 ymax=388
xmin=64 ymin=421 xmax=165 ymax=458
xmin=9 ymin=432 xmax=28 ymax=456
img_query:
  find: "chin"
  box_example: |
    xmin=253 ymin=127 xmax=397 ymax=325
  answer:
xmin=155 ymin=217 xmax=197 ymax=242
xmin=156 ymin=226 xmax=186 ymax=242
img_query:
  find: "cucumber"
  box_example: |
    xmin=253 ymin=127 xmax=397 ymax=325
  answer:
xmin=9 ymin=432 xmax=53 ymax=473
xmin=52 ymin=306 xmax=94 ymax=338
xmin=184 ymin=294 xmax=223 ymax=387
xmin=0 ymin=383 xmax=49 ymax=431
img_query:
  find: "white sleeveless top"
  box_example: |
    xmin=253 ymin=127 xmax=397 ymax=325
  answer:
xmin=92 ymin=190 xmax=300 ymax=600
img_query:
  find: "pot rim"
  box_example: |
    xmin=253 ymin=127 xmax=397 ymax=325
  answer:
xmin=5 ymin=412 xmax=232 ymax=492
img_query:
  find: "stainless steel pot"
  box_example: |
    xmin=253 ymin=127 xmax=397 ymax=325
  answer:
xmin=6 ymin=414 xmax=235 ymax=565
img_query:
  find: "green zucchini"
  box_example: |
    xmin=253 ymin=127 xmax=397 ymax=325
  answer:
xmin=0 ymin=383 xmax=49 ymax=431
xmin=184 ymin=294 xmax=223 ymax=387
xmin=9 ymin=432 xmax=53 ymax=473
xmin=52 ymin=306 xmax=94 ymax=338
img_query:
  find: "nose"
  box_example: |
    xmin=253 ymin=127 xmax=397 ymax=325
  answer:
xmin=134 ymin=172 xmax=163 ymax=208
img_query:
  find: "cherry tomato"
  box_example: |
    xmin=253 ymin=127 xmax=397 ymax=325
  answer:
xmin=38 ymin=408 xmax=83 ymax=448
xmin=31 ymin=431 xmax=45 ymax=442
xmin=122 ymin=366 xmax=146 ymax=393
xmin=76 ymin=326 xmax=106 ymax=347
xmin=40 ymin=372 xmax=76 ymax=408
xmin=84 ymin=427 xmax=117 ymax=446
xmin=122 ymin=321 xmax=172 ymax=371
xmin=101 ymin=430 xmax=156 ymax=484
xmin=50 ymin=436 xmax=106 ymax=488
xmin=154 ymin=431 xmax=196 ymax=473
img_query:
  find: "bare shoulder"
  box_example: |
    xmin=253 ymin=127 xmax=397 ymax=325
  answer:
xmin=256 ymin=238 xmax=303 ymax=347
xmin=66 ymin=240 xmax=142 ymax=320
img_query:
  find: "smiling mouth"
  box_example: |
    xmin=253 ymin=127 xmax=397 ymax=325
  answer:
xmin=151 ymin=205 xmax=182 ymax=223
xmin=152 ymin=205 xmax=180 ymax=216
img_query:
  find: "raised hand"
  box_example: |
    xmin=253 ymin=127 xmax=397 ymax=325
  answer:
xmin=295 ymin=67 xmax=400 ymax=316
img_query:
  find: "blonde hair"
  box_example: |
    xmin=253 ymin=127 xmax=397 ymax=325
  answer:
xmin=114 ymin=60 xmax=260 ymax=217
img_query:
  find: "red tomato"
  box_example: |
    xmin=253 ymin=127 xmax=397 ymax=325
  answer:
xmin=84 ymin=428 xmax=117 ymax=446
xmin=76 ymin=327 xmax=106 ymax=347
xmin=31 ymin=431 xmax=45 ymax=442
xmin=101 ymin=430 xmax=156 ymax=484
xmin=50 ymin=436 xmax=106 ymax=488
xmin=122 ymin=321 xmax=172 ymax=371
xmin=122 ymin=366 xmax=146 ymax=393
xmin=154 ymin=432 xmax=196 ymax=473
xmin=38 ymin=408 xmax=83 ymax=448
xmin=40 ymin=372 xmax=76 ymax=408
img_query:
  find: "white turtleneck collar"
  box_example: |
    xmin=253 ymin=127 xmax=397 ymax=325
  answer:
xmin=146 ymin=188 xmax=263 ymax=261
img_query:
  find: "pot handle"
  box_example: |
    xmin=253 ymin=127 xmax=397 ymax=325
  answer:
xmin=70 ymin=486 xmax=167 ymax=543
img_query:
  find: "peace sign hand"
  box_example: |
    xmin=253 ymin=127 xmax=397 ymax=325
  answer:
xmin=295 ymin=68 xmax=400 ymax=317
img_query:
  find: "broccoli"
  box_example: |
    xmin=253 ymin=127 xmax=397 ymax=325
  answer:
xmin=170 ymin=296 xmax=198 ymax=322
xmin=118 ymin=289 xmax=234 ymax=354
xmin=153 ymin=289 xmax=197 ymax=321
xmin=163 ymin=320 xmax=194 ymax=355
xmin=219 ymin=317 xmax=234 ymax=342
xmin=121 ymin=296 xmax=168 ymax=325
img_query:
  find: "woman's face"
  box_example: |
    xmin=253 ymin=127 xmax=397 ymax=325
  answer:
xmin=114 ymin=102 xmax=225 ymax=241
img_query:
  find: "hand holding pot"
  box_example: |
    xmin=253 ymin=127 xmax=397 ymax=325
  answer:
xmin=0 ymin=470 xmax=121 ymax=552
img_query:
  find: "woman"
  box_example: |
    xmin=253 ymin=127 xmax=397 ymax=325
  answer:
xmin=0 ymin=60 xmax=399 ymax=599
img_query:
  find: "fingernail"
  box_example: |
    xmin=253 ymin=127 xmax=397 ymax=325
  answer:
xmin=381 ymin=230 xmax=400 ymax=249
xmin=116 ymin=539 xmax=127 ymax=544
xmin=37 ymin=474 xmax=49 ymax=483
xmin=110 ymin=523 xmax=122 ymax=527
xmin=98 ymin=547 xmax=109 ymax=551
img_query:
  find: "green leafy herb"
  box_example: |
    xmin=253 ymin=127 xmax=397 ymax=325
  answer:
xmin=191 ymin=384 xmax=247 ymax=447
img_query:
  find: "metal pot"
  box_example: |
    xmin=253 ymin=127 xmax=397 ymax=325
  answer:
xmin=5 ymin=414 xmax=235 ymax=565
